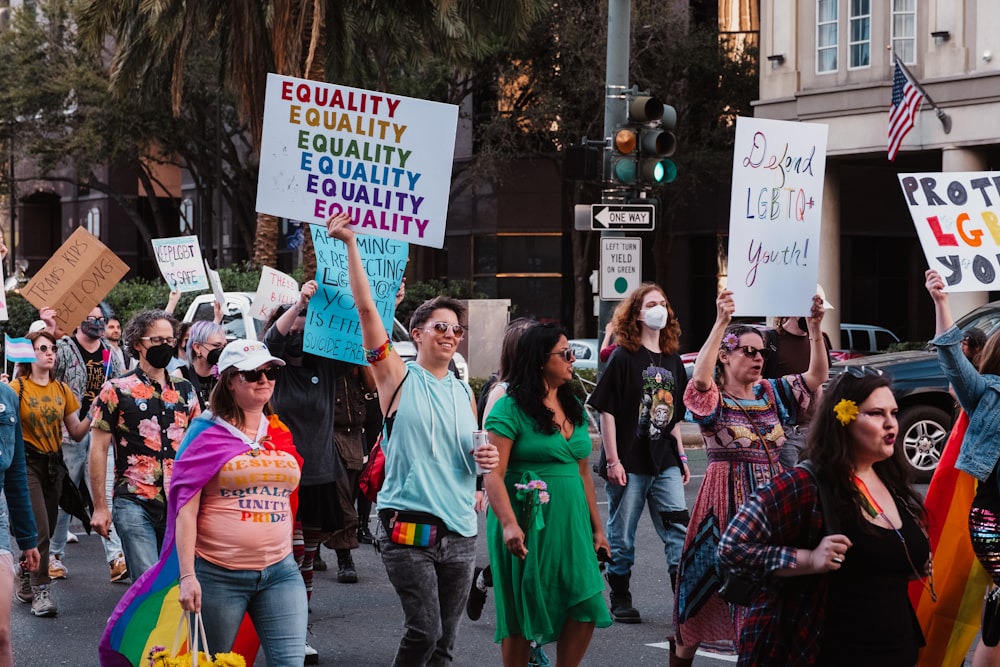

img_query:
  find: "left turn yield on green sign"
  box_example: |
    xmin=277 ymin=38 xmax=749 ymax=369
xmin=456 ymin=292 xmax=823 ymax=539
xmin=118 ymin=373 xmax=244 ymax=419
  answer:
xmin=600 ymin=237 xmax=641 ymax=300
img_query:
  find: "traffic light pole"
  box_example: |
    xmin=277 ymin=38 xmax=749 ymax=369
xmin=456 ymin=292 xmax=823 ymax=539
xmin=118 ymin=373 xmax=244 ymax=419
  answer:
xmin=597 ymin=0 xmax=630 ymax=377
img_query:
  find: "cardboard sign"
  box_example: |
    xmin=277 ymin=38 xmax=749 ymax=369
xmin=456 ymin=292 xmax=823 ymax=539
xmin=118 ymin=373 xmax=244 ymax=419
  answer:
xmin=255 ymin=73 xmax=458 ymax=249
xmin=150 ymin=235 xmax=208 ymax=292
xmin=250 ymin=266 xmax=300 ymax=321
xmin=727 ymin=117 xmax=829 ymax=316
xmin=305 ymin=224 xmax=407 ymax=363
xmin=898 ymin=171 xmax=1000 ymax=291
xmin=22 ymin=227 xmax=130 ymax=331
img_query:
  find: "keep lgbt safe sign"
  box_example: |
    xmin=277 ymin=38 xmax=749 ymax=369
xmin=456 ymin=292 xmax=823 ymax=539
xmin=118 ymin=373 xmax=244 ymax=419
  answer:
xmin=256 ymin=74 xmax=458 ymax=249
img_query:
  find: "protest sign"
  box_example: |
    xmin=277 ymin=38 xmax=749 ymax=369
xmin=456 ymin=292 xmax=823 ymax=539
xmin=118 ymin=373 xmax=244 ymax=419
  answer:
xmin=250 ymin=266 xmax=300 ymax=321
xmin=0 ymin=263 xmax=8 ymax=321
xmin=150 ymin=235 xmax=208 ymax=292
xmin=256 ymin=73 xmax=458 ymax=249
xmin=204 ymin=261 xmax=226 ymax=310
xmin=22 ymin=227 xmax=130 ymax=331
xmin=727 ymin=117 xmax=828 ymax=316
xmin=898 ymin=171 xmax=1000 ymax=291
xmin=305 ymin=225 xmax=407 ymax=364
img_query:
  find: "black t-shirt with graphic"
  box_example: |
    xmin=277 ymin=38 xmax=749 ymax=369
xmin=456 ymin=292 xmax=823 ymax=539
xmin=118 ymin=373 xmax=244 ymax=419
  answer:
xmin=73 ymin=338 xmax=106 ymax=418
xmin=588 ymin=345 xmax=687 ymax=476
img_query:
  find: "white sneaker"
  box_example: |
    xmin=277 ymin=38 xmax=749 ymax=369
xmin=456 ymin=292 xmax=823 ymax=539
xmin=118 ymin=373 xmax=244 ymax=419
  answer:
xmin=30 ymin=585 xmax=57 ymax=617
xmin=48 ymin=555 xmax=68 ymax=580
xmin=65 ymin=532 xmax=78 ymax=544
xmin=304 ymin=642 xmax=318 ymax=664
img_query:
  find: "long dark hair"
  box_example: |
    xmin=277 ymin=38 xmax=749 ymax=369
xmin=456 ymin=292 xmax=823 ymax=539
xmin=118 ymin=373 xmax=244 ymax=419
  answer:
xmin=507 ymin=324 xmax=583 ymax=434
xmin=804 ymin=372 xmax=925 ymax=526
xmin=498 ymin=317 xmax=537 ymax=381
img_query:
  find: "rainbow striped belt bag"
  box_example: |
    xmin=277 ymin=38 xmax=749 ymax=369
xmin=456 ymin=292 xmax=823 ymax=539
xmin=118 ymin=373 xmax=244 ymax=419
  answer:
xmin=379 ymin=509 xmax=447 ymax=548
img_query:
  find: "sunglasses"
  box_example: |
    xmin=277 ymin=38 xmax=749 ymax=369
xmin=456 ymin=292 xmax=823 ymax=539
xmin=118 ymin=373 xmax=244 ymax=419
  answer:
xmin=735 ymin=345 xmax=772 ymax=360
xmin=843 ymin=365 xmax=884 ymax=378
xmin=238 ymin=366 xmax=281 ymax=382
xmin=34 ymin=344 xmax=55 ymax=354
xmin=425 ymin=322 xmax=466 ymax=338
xmin=548 ymin=348 xmax=576 ymax=362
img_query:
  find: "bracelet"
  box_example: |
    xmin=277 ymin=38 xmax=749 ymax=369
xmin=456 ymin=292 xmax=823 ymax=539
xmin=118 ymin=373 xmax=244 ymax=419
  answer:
xmin=680 ymin=455 xmax=688 ymax=462
xmin=364 ymin=339 xmax=393 ymax=364
xmin=606 ymin=460 xmax=621 ymax=469
xmin=179 ymin=573 xmax=196 ymax=581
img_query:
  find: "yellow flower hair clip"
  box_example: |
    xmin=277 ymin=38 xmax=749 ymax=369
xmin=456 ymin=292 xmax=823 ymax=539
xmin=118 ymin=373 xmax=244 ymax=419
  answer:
xmin=834 ymin=399 xmax=859 ymax=426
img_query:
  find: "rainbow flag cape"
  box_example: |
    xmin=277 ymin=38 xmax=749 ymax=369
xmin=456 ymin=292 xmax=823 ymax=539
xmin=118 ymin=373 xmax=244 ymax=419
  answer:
xmin=99 ymin=414 xmax=301 ymax=666
xmin=910 ymin=411 xmax=990 ymax=667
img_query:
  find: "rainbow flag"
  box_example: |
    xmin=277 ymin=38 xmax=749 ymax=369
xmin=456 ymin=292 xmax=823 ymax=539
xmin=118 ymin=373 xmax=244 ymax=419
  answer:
xmin=910 ymin=411 xmax=990 ymax=666
xmin=4 ymin=335 xmax=35 ymax=363
xmin=99 ymin=415 xmax=301 ymax=666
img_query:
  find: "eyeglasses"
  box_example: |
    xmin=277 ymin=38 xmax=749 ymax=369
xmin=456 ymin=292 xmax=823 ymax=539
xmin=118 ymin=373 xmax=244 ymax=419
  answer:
xmin=238 ymin=366 xmax=281 ymax=383
xmin=140 ymin=336 xmax=177 ymax=347
xmin=736 ymin=345 xmax=772 ymax=360
xmin=86 ymin=316 xmax=107 ymax=324
xmin=548 ymin=348 xmax=576 ymax=362
xmin=34 ymin=344 xmax=54 ymax=354
xmin=198 ymin=341 xmax=224 ymax=350
xmin=844 ymin=365 xmax=884 ymax=378
xmin=424 ymin=322 xmax=466 ymax=338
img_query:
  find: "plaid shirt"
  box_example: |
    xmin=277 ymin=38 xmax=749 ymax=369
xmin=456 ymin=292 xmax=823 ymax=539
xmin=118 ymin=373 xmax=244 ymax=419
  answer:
xmin=718 ymin=467 xmax=829 ymax=666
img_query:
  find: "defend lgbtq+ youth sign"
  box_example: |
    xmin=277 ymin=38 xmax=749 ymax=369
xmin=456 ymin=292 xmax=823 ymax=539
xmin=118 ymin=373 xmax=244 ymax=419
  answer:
xmin=256 ymin=73 xmax=459 ymax=249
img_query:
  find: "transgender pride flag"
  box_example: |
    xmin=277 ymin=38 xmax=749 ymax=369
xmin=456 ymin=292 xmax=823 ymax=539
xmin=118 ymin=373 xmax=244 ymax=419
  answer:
xmin=4 ymin=335 xmax=35 ymax=363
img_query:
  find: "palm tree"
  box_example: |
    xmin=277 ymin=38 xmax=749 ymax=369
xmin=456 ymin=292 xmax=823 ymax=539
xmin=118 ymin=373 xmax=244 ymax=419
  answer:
xmin=77 ymin=0 xmax=547 ymax=271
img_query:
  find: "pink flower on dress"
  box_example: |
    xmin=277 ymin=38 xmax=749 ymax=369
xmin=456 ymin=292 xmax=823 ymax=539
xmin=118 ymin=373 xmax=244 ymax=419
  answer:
xmin=137 ymin=418 xmax=162 ymax=450
xmin=160 ymin=388 xmax=180 ymax=404
xmin=166 ymin=423 xmax=186 ymax=448
xmin=124 ymin=454 xmax=160 ymax=499
xmin=130 ymin=383 xmax=154 ymax=400
xmin=117 ymin=375 xmax=142 ymax=391
xmin=98 ymin=384 xmax=117 ymax=405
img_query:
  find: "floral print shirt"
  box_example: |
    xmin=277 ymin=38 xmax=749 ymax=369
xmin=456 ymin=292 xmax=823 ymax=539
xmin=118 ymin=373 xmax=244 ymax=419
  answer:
xmin=91 ymin=368 xmax=200 ymax=506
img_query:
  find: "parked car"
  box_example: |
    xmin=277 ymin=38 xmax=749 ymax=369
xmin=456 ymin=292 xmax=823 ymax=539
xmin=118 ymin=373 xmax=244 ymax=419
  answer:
xmin=832 ymin=323 xmax=901 ymax=360
xmin=392 ymin=318 xmax=469 ymax=382
xmin=831 ymin=301 xmax=1000 ymax=481
xmin=184 ymin=292 xmax=263 ymax=341
xmin=568 ymin=338 xmax=599 ymax=370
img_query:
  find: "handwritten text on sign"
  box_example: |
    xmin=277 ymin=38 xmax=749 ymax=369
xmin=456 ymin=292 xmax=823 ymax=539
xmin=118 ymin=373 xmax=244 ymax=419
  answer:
xmin=727 ymin=117 xmax=828 ymax=316
xmin=22 ymin=227 xmax=130 ymax=331
xmin=305 ymin=225 xmax=407 ymax=364
xmin=255 ymin=74 xmax=458 ymax=249
xmin=250 ymin=266 xmax=300 ymax=321
xmin=899 ymin=171 xmax=1000 ymax=291
xmin=150 ymin=235 xmax=208 ymax=292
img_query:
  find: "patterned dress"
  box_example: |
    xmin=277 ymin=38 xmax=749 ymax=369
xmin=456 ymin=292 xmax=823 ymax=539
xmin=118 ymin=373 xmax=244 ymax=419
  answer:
xmin=674 ymin=375 xmax=813 ymax=650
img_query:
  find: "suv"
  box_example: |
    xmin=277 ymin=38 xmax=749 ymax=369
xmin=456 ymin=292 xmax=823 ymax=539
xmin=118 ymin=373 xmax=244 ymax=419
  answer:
xmin=834 ymin=324 xmax=900 ymax=360
xmin=832 ymin=301 xmax=1000 ymax=481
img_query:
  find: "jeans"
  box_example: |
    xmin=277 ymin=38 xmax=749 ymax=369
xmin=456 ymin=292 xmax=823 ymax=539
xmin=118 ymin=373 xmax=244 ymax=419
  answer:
xmin=52 ymin=436 xmax=125 ymax=563
xmin=24 ymin=451 xmax=65 ymax=586
xmin=605 ymin=466 xmax=688 ymax=579
xmin=778 ymin=427 xmax=808 ymax=471
xmin=196 ymin=553 xmax=307 ymax=667
xmin=111 ymin=496 xmax=166 ymax=580
xmin=0 ymin=494 xmax=9 ymax=554
xmin=379 ymin=532 xmax=476 ymax=666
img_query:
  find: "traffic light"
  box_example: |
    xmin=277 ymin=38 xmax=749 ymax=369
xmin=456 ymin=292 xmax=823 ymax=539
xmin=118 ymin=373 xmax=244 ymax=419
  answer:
xmin=609 ymin=94 xmax=678 ymax=187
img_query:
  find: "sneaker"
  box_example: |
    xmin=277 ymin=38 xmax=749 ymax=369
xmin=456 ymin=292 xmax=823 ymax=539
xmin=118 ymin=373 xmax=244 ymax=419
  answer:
xmin=109 ymin=555 xmax=128 ymax=583
xmin=466 ymin=567 xmax=488 ymax=621
xmin=65 ymin=532 xmax=79 ymax=544
xmin=15 ymin=569 xmax=32 ymax=603
xmin=357 ymin=524 xmax=374 ymax=545
xmin=30 ymin=585 xmax=57 ymax=617
xmin=48 ymin=555 xmax=68 ymax=580
xmin=304 ymin=642 xmax=319 ymax=665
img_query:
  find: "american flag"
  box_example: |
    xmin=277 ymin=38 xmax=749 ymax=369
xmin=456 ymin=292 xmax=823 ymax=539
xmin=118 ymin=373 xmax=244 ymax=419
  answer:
xmin=888 ymin=57 xmax=924 ymax=161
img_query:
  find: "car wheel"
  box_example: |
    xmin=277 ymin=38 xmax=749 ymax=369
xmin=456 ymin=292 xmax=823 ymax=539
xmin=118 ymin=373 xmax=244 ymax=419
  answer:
xmin=897 ymin=406 xmax=952 ymax=482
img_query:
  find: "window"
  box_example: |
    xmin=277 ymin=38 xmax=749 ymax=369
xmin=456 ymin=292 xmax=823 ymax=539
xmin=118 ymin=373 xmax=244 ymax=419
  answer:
xmin=179 ymin=198 xmax=194 ymax=234
xmin=849 ymin=0 xmax=871 ymax=68
xmin=891 ymin=0 xmax=916 ymax=64
xmin=85 ymin=207 xmax=101 ymax=238
xmin=817 ymin=0 xmax=838 ymax=73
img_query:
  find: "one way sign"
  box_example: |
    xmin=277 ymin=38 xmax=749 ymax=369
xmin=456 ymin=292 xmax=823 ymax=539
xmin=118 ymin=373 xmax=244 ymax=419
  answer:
xmin=591 ymin=204 xmax=656 ymax=231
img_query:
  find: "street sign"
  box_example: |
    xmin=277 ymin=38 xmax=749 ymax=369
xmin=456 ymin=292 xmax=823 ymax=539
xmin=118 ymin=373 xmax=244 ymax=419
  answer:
xmin=600 ymin=237 xmax=641 ymax=300
xmin=591 ymin=203 xmax=655 ymax=231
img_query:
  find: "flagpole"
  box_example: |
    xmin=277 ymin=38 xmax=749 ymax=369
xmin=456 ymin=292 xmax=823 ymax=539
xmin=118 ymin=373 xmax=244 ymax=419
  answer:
xmin=894 ymin=53 xmax=952 ymax=134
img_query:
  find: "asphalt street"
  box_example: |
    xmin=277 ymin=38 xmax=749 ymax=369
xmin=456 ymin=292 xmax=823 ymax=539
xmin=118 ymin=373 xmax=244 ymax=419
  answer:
xmin=12 ymin=425 xmax=938 ymax=666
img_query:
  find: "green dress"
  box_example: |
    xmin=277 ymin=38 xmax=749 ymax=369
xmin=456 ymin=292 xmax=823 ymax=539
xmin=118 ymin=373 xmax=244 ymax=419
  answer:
xmin=485 ymin=395 xmax=612 ymax=645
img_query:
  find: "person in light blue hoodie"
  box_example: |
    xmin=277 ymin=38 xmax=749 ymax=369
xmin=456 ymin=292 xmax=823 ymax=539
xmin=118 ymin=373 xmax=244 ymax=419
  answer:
xmin=328 ymin=211 xmax=499 ymax=667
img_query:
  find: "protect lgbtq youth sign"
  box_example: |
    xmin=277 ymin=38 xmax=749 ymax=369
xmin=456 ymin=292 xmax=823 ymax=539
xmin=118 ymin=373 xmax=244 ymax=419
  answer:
xmin=727 ymin=116 xmax=828 ymax=316
xmin=256 ymin=73 xmax=458 ymax=249
xmin=899 ymin=171 xmax=1000 ymax=291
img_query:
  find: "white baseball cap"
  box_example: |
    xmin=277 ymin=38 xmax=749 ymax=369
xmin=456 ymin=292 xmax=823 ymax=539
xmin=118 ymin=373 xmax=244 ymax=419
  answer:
xmin=28 ymin=320 xmax=47 ymax=333
xmin=217 ymin=339 xmax=286 ymax=373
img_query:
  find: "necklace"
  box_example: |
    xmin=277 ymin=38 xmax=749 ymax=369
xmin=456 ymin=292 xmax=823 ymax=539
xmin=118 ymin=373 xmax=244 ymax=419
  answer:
xmin=646 ymin=347 xmax=663 ymax=384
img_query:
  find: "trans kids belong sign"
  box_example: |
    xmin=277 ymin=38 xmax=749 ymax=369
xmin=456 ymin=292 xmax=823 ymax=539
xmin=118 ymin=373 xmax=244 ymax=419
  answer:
xmin=256 ymin=73 xmax=459 ymax=249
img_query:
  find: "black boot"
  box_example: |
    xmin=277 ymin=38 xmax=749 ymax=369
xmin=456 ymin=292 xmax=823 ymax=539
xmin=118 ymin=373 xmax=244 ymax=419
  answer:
xmin=336 ymin=549 xmax=358 ymax=584
xmin=606 ymin=572 xmax=641 ymax=623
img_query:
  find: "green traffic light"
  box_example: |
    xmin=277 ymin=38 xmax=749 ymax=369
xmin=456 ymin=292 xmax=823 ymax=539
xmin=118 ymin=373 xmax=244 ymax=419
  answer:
xmin=613 ymin=159 xmax=637 ymax=184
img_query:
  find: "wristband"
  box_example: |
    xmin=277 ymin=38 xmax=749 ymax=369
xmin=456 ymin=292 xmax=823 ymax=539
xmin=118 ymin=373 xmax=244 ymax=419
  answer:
xmin=607 ymin=460 xmax=621 ymax=470
xmin=364 ymin=339 xmax=393 ymax=364
xmin=179 ymin=573 xmax=196 ymax=581
xmin=680 ymin=455 xmax=688 ymax=462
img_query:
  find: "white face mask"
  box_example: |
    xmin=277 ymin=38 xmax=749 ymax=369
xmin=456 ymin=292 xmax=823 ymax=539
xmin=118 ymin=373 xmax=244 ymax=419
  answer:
xmin=641 ymin=305 xmax=669 ymax=331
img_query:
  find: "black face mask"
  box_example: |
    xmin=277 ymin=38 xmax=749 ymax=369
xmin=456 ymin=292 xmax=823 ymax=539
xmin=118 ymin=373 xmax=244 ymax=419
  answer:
xmin=286 ymin=331 xmax=304 ymax=358
xmin=80 ymin=319 xmax=105 ymax=339
xmin=205 ymin=347 xmax=222 ymax=366
xmin=796 ymin=317 xmax=808 ymax=331
xmin=144 ymin=343 xmax=175 ymax=369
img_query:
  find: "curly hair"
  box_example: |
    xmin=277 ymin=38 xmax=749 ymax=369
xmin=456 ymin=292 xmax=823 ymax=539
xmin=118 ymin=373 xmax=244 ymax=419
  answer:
xmin=803 ymin=372 xmax=925 ymax=529
xmin=506 ymin=324 xmax=584 ymax=434
xmin=610 ymin=283 xmax=681 ymax=355
xmin=123 ymin=310 xmax=179 ymax=360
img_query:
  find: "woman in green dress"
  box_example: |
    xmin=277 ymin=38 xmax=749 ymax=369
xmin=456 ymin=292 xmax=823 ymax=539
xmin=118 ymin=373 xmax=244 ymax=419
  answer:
xmin=484 ymin=323 xmax=612 ymax=667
